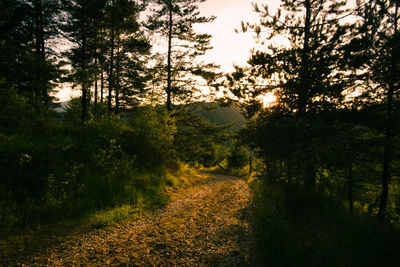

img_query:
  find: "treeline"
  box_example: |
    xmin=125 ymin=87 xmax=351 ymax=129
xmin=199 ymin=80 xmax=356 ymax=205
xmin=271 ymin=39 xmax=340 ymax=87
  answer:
xmin=0 ymin=0 xmax=227 ymax=231
xmin=227 ymin=0 xmax=400 ymax=222
xmin=1 ymin=0 xmax=221 ymax=115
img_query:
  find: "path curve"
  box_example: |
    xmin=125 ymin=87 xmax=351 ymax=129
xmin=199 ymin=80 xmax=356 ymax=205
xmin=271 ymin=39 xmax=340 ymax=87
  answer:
xmin=11 ymin=174 xmax=253 ymax=266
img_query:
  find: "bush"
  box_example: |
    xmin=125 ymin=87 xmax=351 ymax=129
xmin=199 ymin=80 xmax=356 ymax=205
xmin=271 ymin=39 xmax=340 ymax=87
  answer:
xmin=0 ymin=79 xmax=29 ymax=134
xmin=173 ymin=109 xmax=228 ymax=166
xmin=0 ymin=102 xmax=178 ymax=231
xmin=227 ymin=142 xmax=249 ymax=169
xmin=251 ymin=178 xmax=400 ymax=266
xmin=123 ymin=106 xmax=176 ymax=169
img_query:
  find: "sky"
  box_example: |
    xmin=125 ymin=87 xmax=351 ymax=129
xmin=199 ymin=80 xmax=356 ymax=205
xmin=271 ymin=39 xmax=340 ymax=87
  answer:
xmin=195 ymin=0 xmax=281 ymax=72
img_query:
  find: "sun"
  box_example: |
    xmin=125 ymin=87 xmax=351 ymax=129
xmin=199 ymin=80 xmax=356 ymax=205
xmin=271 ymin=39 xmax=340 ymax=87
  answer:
xmin=260 ymin=92 xmax=277 ymax=107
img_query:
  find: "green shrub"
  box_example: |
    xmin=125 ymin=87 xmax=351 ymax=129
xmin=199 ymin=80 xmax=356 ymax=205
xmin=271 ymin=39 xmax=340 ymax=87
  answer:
xmin=0 ymin=102 xmax=178 ymax=232
xmin=173 ymin=109 xmax=228 ymax=166
xmin=0 ymin=79 xmax=29 ymax=134
xmin=251 ymin=178 xmax=400 ymax=266
xmin=123 ymin=106 xmax=176 ymax=169
xmin=227 ymin=142 xmax=249 ymax=169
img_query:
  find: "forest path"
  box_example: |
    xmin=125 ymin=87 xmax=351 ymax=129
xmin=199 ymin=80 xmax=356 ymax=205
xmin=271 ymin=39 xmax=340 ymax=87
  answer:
xmin=15 ymin=173 xmax=253 ymax=266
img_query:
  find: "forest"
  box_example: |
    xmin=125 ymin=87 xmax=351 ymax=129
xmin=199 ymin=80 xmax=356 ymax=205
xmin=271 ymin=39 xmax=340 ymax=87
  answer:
xmin=1 ymin=0 xmax=400 ymax=265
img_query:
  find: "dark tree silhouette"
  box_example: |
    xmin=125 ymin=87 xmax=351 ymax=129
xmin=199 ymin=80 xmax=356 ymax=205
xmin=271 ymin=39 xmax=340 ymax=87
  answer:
xmin=146 ymin=0 xmax=219 ymax=111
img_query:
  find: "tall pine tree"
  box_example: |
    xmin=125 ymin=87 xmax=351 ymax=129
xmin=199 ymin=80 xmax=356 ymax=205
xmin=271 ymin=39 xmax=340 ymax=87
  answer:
xmin=103 ymin=0 xmax=151 ymax=113
xmin=227 ymin=0 xmax=351 ymax=186
xmin=146 ymin=0 xmax=219 ymax=111
xmin=0 ymin=0 xmax=59 ymax=107
xmin=350 ymin=0 xmax=400 ymax=218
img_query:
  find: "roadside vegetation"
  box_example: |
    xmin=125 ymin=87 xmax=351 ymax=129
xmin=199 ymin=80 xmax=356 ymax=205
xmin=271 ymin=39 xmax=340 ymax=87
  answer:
xmin=0 ymin=0 xmax=224 ymax=247
xmin=251 ymin=178 xmax=400 ymax=266
xmin=2 ymin=0 xmax=400 ymax=265
xmin=1 ymin=101 xmax=177 ymax=235
xmin=224 ymin=1 xmax=400 ymax=264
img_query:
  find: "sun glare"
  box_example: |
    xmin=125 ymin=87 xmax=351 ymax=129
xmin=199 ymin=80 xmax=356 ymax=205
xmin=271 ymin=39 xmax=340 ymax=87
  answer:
xmin=260 ymin=92 xmax=277 ymax=107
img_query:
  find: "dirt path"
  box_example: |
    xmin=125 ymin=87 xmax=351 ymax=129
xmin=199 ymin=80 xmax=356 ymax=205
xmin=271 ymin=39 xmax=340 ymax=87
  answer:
xmin=9 ymin=173 xmax=253 ymax=266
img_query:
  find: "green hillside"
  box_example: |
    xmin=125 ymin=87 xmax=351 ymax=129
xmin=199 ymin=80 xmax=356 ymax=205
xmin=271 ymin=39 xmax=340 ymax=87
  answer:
xmin=189 ymin=102 xmax=246 ymax=133
xmin=55 ymin=101 xmax=247 ymax=133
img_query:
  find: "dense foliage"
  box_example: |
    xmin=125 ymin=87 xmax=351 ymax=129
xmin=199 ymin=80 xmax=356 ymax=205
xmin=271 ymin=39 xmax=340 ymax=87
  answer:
xmin=0 ymin=101 xmax=176 ymax=229
xmin=0 ymin=0 xmax=227 ymax=233
xmin=227 ymin=141 xmax=249 ymax=169
xmin=2 ymin=1 xmax=399 ymax=262
xmin=251 ymin=178 xmax=400 ymax=266
xmin=228 ymin=0 xmax=400 ymax=223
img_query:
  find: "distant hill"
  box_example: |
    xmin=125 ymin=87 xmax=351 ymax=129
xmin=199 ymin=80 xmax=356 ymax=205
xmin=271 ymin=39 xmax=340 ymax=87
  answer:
xmin=189 ymin=102 xmax=247 ymax=133
xmin=52 ymin=100 xmax=247 ymax=132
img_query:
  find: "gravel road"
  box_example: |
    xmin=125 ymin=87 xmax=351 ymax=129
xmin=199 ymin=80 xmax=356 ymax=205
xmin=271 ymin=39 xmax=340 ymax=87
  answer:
xmin=6 ymin=173 xmax=253 ymax=266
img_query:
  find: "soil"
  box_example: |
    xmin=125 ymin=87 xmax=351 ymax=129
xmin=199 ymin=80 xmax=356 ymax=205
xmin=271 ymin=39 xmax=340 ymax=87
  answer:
xmin=2 ymin=173 xmax=254 ymax=266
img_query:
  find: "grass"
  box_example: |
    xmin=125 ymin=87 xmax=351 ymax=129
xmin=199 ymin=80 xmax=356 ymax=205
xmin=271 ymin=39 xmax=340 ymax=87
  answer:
xmin=0 ymin=164 xmax=203 ymax=262
xmin=200 ymin=158 xmax=257 ymax=178
xmin=251 ymin=178 xmax=400 ymax=266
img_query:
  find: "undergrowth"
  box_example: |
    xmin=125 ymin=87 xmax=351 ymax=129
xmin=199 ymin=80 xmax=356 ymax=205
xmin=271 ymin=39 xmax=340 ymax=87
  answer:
xmin=0 ymin=165 xmax=200 ymax=258
xmin=251 ymin=178 xmax=400 ymax=266
xmin=0 ymin=103 xmax=204 ymax=256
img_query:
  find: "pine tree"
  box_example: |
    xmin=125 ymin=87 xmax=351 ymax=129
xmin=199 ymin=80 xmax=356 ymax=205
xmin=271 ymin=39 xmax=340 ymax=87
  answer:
xmin=351 ymin=0 xmax=400 ymax=218
xmin=104 ymin=0 xmax=151 ymax=113
xmin=61 ymin=0 xmax=107 ymax=122
xmin=115 ymin=33 xmax=151 ymax=110
xmin=0 ymin=0 xmax=59 ymax=106
xmin=146 ymin=0 xmax=219 ymax=111
xmin=227 ymin=0 xmax=351 ymax=186
xmin=229 ymin=0 xmax=350 ymax=114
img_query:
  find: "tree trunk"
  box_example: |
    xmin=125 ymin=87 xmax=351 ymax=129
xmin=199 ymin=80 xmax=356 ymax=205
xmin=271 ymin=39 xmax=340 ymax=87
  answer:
xmin=81 ymin=0 xmax=88 ymax=124
xmin=100 ymin=55 xmax=104 ymax=103
xmin=378 ymin=87 xmax=393 ymax=219
xmin=94 ymin=57 xmax=98 ymax=106
xmin=298 ymin=0 xmax=311 ymax=114
xmin=299 ymin=0 xmax=316 ymax=188
xmin=249 ymin=155 xmax=252 ymax=175
xmin=100 ymin=28 xmax=104 ymax=104
xmin=35 ymin=0 xmax=46 ymax=103
xmin=35 ymin=0 xmax=44 ymax=58
xmin=108 ymin=2 xmax=115 ymax=112
xmin=304 ymin=160 xmax=316 ymax=187
xmin=166 ymin=0 xmax=173 ymax=111
xmin=115 ymin=38 xmax=120 ymax=114
xmin=378 ymin=2 xmax=398 ymax=219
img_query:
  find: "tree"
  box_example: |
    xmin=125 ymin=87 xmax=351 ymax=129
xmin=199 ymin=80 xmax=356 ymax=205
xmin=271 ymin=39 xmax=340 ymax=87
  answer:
xmin=146 ymin=0 xmax=219 ymax=111
xmin=104 ymin=0 xmax=151 ymax=113
xmin=115 ymin=34 xmax=151 ymax=110
xmin=351 ymin=0 xmax=400 ymax=218
xmin=227 ymin=141 xmax=249 ymax=169
xmin=62 ymin=0 xmax=106 ymax=122
xmin=0 ymin=0 xmax=59 ymax=106
xmin=173 ymin=108 xmax=228 ymax=165
xmin=230 ymin=0 xmax=351 ymax=113
xmin=227 ymin=0 xmax=351 ymax=186
xmin=0 ymin=79 xmax=28 ymax=134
